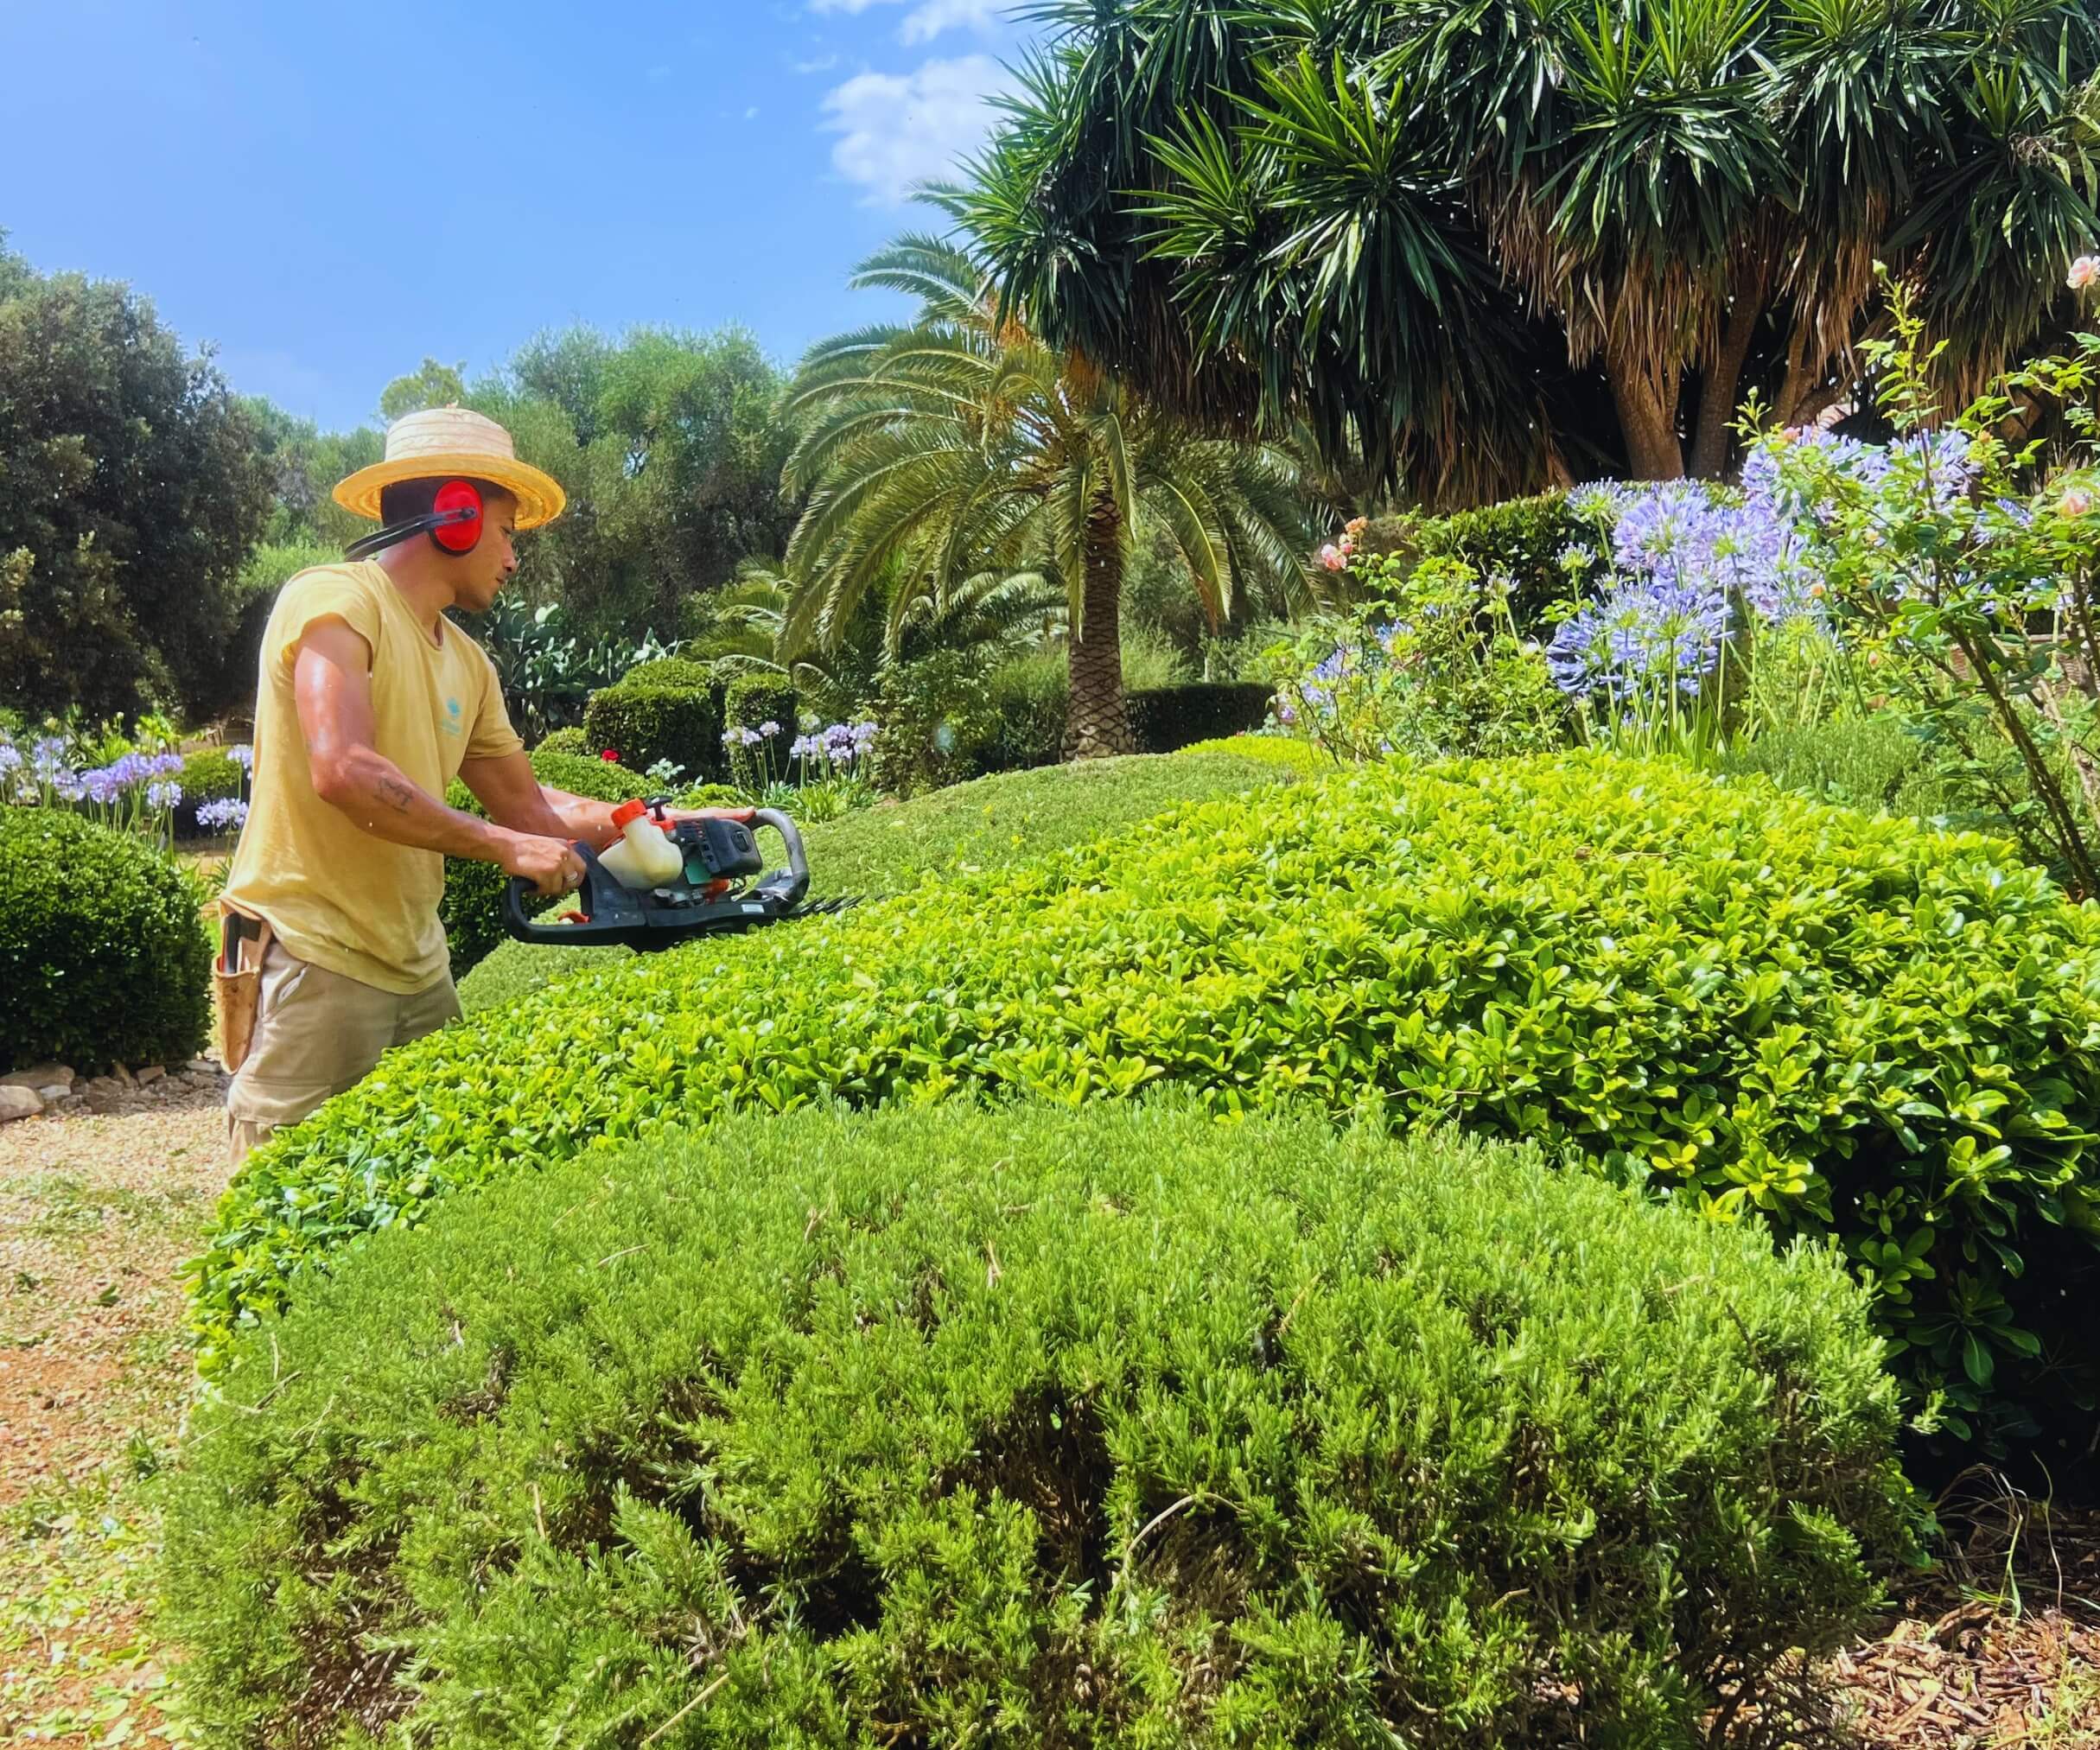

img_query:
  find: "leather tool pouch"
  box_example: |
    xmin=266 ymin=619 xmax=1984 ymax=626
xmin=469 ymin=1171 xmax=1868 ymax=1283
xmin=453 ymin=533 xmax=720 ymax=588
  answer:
xmin=214 ymin=906 xmax=273 ymax=1073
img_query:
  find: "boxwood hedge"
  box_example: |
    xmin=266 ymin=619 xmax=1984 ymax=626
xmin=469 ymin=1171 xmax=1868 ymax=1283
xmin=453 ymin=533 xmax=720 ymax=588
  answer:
xmin=164 ymin=1100 xmax=1912 ymax=1748
xmin=457 ymin=743 xmax=1324 ymax=1014
xmin=192 ymin=753 xmax=2100 ymax=1448
xmin=2 ymin=811 xmax=211 ymax=1074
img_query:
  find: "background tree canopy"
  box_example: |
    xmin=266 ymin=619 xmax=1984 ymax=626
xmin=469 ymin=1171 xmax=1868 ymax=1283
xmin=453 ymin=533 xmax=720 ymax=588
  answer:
xmin=0 ymin=235 xmax=271 ymax=722
xmin=953 ymin=0 xmax=2100 ymax=499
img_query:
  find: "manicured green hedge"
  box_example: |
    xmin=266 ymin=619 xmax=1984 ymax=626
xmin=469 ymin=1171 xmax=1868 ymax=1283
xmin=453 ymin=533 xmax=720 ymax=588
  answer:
xmin=1127 ymin=681 xmax=1271 ymax=750
xmin=723 ymin=676 xmax=798 ymax=791
xmin=582 ymin=660 xmax=729 ymax=783
xmin=531 ymin=725 xmax=591 ymax=758
xmin=165 ymin=1100 xmax=1912 ymax=1747
xmin=1 ymin=811 xmax=211 ymax=1074
xmin=976 ymin=677 xmax=1276 ymax=774
xmin=173 ymin=748 xmax=246 ymax=838
xmin=436 ymin=749 xmax=652 ymax=978
xmin=457 ymin=746 xmax=1317 ymax=1014
xmin=193 ymin=753 xmax=2100 ymax=1449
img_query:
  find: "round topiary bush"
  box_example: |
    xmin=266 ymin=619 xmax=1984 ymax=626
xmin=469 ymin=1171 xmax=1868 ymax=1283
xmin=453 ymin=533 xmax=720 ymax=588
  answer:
xmin=194 ymin=752 xmax=2100 ymax=1452
xmin=0 ymin=811 xmax=210 ymax=1074
xmin=582 ymin=659 xmax=729 ymax=783
xmin=436 ymin=750 xmax=654 ymax=977
xmin=531 ymin=725 xmax=591 ymax=758
xmin=163 ymin=1100 xmax=1912 ymax=1748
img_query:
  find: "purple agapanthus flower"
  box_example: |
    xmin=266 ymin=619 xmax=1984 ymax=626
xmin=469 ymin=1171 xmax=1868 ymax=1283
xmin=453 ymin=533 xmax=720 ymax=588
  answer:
xmin=196 ymin=796 xmax=250 ymax=833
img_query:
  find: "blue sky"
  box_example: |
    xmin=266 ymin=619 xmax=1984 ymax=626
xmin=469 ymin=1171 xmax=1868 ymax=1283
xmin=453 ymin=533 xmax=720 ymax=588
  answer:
xmin=0 ymin=0 xmax=1034 ymax=432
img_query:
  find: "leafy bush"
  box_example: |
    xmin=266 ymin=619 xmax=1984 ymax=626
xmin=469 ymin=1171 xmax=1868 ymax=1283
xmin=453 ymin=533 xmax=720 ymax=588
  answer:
xmin=1270 ymin=557 xmax=1564 ymax=761
xmin=531 ymin=725 xmax=591 ymax=757
xmin=1 ymin=811 xmax=210 ymax=1073
xmin=722 ymin=676 xmax=798 ymax=791
xmin=172 ymin=746 xmax=249 ymax=837
xmin=1714 ymin=714 xmax=1958 ymax=820
xmin=436 ymin=749 xmax=652 ymax=977
xmin=457 ymin=746 xmax=1314 ymax=1014
xmin=1359 ymin=491 xmax=1588 ymax=629
xmin=868 ymin=651 xmax=999 ymax=796
xmin=197 ymin=754 xmax=2100 ymax=1452
xmin=166 ymin=1099 xmax=1912 ymax=1747
xmin=582 ymin=666 xmax=728 ymax=785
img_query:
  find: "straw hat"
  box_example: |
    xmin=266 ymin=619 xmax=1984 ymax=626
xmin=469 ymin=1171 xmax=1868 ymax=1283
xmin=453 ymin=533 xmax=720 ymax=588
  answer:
xmin=333 ymin=405 xmax=567 ymax=529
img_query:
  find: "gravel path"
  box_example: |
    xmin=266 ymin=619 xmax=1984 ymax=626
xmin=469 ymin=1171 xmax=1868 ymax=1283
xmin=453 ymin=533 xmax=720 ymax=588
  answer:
xmin=1 ymin=1082 xmax=224 ymax=1745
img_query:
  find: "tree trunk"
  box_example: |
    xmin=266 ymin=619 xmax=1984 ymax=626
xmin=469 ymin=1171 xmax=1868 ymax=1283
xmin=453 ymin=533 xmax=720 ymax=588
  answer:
xmin=1063 ymin=487 xmax=1135 ymax=760
xmin=1690 ymin=291 xmax=1765 ymax=480
xmin=1607 ymin=342 xmax=1684 ymax=480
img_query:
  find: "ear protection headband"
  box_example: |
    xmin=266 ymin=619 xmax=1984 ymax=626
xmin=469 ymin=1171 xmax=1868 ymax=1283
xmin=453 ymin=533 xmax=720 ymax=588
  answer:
xmin=345 ymin=479 xmax=484 ymax=562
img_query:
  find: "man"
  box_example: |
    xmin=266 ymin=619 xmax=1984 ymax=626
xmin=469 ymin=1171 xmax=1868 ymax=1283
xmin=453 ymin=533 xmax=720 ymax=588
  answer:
xmin=216 ymin=405 xmax=708 ymax=1164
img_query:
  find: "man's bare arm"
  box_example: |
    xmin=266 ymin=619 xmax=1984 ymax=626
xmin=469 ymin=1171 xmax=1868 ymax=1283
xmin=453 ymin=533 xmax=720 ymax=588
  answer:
xmin=458 ymin=754 xmax=620 ymax=849
xmin=294 ymin=619 xmax=581 ymax=894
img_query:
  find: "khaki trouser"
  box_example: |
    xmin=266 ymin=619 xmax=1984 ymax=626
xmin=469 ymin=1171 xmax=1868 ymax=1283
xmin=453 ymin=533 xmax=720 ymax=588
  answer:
xmin=225 ymin=939 xmax=460 ymax=1167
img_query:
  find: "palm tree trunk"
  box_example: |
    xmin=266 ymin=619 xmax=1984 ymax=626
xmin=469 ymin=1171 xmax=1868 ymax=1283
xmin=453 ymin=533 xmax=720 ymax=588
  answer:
xmin=1690 ymin=290 xmax=1766 ymax=480
xmin=1063 ymin=488 xmax=1134 ymax=760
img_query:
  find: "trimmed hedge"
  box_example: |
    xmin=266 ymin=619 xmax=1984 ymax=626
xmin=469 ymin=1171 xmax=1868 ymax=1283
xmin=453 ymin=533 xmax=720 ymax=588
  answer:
xmin=971 ymin=676 xmax=1276 ymax=777
xmin=436 ymin=749 xmax=652 ymax=978
xmin=457 ymin=745 xmax=1318 ymax=1014
xmin=1 ymin=811 xmax=210 ymax=1074
xmin=582 ymin=661 xmax=728 ymax=784
xmin=1127 ymin=681 xmax=1271 ymax=751
xmin=531 ymin=725 xmax=591 ymax=758
xmin=194 ymin=753 xmax=2100 ymax=1451
xmin=165 ymin=1100 xmax=1912 ymax=1747
xmin=723 ymin=675 xmax=798 ymax=791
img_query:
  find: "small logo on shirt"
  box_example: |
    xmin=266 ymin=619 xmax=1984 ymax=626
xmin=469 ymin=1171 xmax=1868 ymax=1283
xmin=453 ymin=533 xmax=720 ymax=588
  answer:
xmin=442 ymin=697 xmax=463 ymax=736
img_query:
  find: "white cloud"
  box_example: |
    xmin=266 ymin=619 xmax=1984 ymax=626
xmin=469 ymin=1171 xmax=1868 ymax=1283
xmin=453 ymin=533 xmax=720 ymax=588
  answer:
xmin=745 ymin=105 xmax=760 ymax=119
xmin=792 ymin=52 xmax=841 ymax=73
xmin=807 ymin=0 xmax=1002 ymax=45
xmin=820 ymin=54 xmax=1010 ymax=205
xmin=899 ymin=0 xmax=998 ymax=44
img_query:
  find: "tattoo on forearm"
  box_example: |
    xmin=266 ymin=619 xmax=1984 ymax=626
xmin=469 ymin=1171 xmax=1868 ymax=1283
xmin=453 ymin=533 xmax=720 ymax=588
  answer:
xmin=378 ymin=775 xmax=416 ymax=813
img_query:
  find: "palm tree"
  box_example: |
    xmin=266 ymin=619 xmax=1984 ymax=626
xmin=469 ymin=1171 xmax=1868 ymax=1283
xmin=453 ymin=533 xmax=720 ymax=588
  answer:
xmin=781 ymin=237 xmax=1321 ymax=757
xmin=690 ymin=557 xmax=1066 ymax=723
xmin=955 ymin=0 xmax=2100 ymax=492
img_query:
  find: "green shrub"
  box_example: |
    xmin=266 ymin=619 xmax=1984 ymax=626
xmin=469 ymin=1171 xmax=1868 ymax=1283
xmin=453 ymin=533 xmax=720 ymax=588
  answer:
xmin=1 ymin=811 xmax=210 ymax=1074
xmin=457 ymin=747 xmax=1314 ymax=1014
xmin=975 ymin=652 xmax=1068 ymax=773
xmin=531 ymin=725 xmax=591 ymax=758
xmin=165 ymin=1099 xmax=1912 ymax=1747
xmin=194 ymin=753 xmax=2100 ymax=1451
xmin=436 ymin=749 xmax=652 ymax=978
xmin=1126 ymin=682 xmax=1272 ymax=751
xmin=868 ymin=651 xmax=1001 ymax=796
xmin=1361 ymin=491 xmax=1588 ymax=628
xmin=722 ymin=676 xmax=798 ymax=791
xmin=582 ymin=665 xmax=728 ymax=785
xmin=173 ymin=748 xmax=246 ymax=838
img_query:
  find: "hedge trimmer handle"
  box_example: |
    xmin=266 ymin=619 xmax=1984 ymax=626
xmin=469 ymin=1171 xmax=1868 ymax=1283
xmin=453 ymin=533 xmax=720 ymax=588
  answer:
xmin=750 ymin=807 xmax=811 ymax=906
xmin=502 ymin=838 xmax=609 ymax=943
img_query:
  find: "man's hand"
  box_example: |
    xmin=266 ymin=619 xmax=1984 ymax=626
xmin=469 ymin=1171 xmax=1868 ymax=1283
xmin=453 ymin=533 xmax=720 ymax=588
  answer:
xmin=497 ymin=830 xmax=587 ymax=899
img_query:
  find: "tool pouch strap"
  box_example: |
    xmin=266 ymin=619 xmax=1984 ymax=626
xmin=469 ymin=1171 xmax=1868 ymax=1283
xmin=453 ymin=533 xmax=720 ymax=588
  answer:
xmin=214 ymin=904 xmax=274 ymax=1074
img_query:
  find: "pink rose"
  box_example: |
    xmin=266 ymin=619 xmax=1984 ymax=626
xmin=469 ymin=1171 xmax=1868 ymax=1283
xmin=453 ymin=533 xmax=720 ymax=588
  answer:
xmin=1318 ymin=543 xmax=1346 ymax=571
xmin=2069 ymin=255 xmax=2100 ymax=291
xmin=2060 ymin=487 xmax=2093 ymax=519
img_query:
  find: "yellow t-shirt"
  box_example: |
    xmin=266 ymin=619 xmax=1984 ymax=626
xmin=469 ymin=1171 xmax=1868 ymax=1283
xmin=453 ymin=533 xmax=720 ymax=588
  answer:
xmin=221 ymin=562 xmax=523 ymax=994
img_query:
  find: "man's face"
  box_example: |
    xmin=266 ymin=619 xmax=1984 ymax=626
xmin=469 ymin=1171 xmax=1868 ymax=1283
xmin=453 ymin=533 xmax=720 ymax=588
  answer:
xmin=452 ymin=493 xmax=519 ymax=613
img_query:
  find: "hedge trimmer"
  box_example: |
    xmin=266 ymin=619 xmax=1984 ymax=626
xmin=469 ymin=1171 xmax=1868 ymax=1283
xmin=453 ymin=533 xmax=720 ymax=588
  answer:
xmin=500 ymin=804 xmax=851 ymax=951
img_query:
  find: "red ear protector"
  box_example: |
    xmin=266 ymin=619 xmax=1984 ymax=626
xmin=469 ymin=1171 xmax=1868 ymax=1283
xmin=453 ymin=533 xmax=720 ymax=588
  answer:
xmin=345 ymin=479 xmax=485 ymax=561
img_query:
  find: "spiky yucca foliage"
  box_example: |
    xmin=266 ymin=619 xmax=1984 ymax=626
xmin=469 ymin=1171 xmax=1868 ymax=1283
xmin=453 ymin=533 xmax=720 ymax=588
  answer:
xmin=783 ymin=237 xmax=1320 ymax=757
